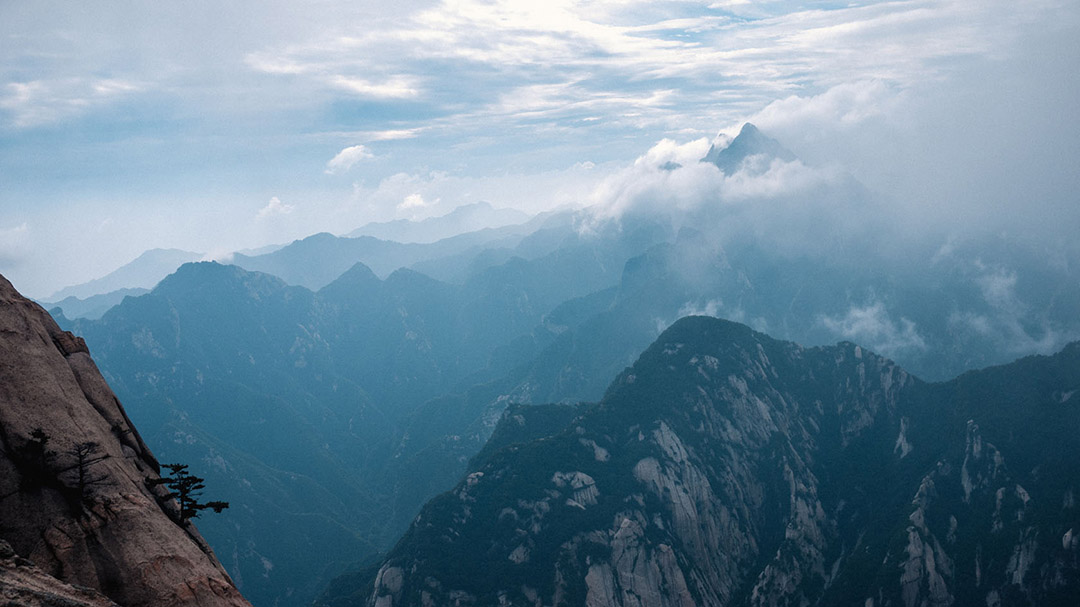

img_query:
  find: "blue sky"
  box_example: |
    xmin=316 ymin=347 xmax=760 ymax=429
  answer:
xmin=1 ymin=0 xmax=1078 ymax=298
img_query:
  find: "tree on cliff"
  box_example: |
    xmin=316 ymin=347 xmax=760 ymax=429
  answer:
xmin=150 ymin=463 xmax=229 ymax=523
xmin=63 ymin=441 xmax=110 ymax=499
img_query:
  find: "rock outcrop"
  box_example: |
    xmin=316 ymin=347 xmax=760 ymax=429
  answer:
xmin=0 ymin=274 xmax=250 ymax=607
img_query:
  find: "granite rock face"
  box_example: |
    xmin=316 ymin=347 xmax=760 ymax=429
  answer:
xmin=0 ymin=274 xmax=250 ymax=607
xmin=0 ymin=538 xmax=118 ymax=607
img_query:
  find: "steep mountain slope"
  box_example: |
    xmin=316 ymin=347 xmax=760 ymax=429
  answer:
xmin=343 ymin=317 xmax=1079 ymax=607
xmin=0 ymin=273 xmax=249 ymax=607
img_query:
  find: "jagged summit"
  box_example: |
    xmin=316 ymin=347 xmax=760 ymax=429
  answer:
xmin=702 ymin=122 xmax=797 ymax=175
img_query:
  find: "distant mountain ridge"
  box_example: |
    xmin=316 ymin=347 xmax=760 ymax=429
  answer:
xmin=43 ymin=287 xmax=149 ymax=320
xmin=230 ymin=223 xmax=534 ymax=291
xmin=348 ymin=202 xmax=531 ymax=243
xmin=49 ymin=248 xmax=203 ymax=301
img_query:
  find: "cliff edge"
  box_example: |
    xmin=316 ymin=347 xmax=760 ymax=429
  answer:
xmin=0 ymin=273 xmax=250 ymax=607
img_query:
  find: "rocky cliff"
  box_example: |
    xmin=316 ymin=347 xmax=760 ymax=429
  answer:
xmin=339 ymin=316 xmax=1079 ymax=607
xmin=0 ymin=274 xmax=250 ymax=607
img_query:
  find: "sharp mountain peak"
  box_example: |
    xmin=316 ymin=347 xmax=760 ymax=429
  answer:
xmin=702 ymin=122 xmax=798 ymax=175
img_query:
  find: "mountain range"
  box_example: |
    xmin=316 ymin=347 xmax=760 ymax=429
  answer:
xmin=30 ymin=124 xmax=1080 ymax=606
xmin=347 ymin=202 xmax=530 ymax=244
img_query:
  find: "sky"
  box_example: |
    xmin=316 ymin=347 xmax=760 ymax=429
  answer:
xmin=1 ymin=0 xmax=1078 ymax=299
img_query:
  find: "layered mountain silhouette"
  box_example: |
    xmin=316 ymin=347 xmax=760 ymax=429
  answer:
xmin=348 ymin=202 xmax=530 ymax=244
xmin=332 ymin=316 xmax=1079 ymax=607
xmin=43 ymin=125 xmax=1080 ymax=606
xmin=47 ymin=248 xmax=203 ymax=301
xmin=60 ymin=213 xmax=672 ymax=607
xmin=44 ymin=287 xmax=149 ymax=320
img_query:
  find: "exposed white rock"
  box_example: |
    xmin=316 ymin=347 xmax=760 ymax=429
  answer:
xmin=580 ymin=438 xmax=611 ymax=462
xmin=652 ymin=422 xmax=689 ymax=464
xmin=1005 ymin=530 xmax=1038 ymax=587
xmin=1063 ymin=528 xmax=1077 ymax=550
xmin=898 ymin=526 xmax=953 ymax=607
xmin=894 ymin=417 xmax=913 ymax=459
xmin=585 ymin=563 xmax=617 ymax=607
xmin=508 ymin=545 xmax=530 ymax=564
xmin=552 ymin=471 xmax=599 ymax=507
xmin=379 ymin=566 xmax=403 ymax=595
xmin=370 ymin=565 xmax=404 ymax=607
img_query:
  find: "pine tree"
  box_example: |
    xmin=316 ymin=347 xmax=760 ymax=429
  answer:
xmin=150 ymin=463 xmax=229 ymax=523
xmin=64 ymin=441 xmax=110 ymax=499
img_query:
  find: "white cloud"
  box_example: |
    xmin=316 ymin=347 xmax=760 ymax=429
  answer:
xmin=325 ymin=144 xmax=374 ymax=174
xmin=256 ymin=196 xmax=295 ymax=219
xmin=365 ymin=128 xmax=423 ymax=141
xmin=235 ymin=0 xmax=1055 ymax=147
xmin=0 ymin=223 xmax=31 ymax=266
xmin=585 ymin=134 xmax=842 ymax=227
xmin=397 ymin=193 xmax=432 ymax=214
xmin=975 ymin=266 xmax=1020 ymax=312
xmin=749 ymin=81 xmax=898 ymax=136
xmin=344 ymin=161 xmax=607 ymax=224
xmin=328 ymin=75 xmax=421 ymax=99
xmin=0 ymin=78 xmax=140 ymax=128
xmin=204 ymin=249 xmax=235 ymax=264
xmin=820 ymin=301 xmax=927 ymax=356
xmin=678 ymin=299 xmax=723 ymax=319
xmin=947 ymin=266 xmax=1076 ymax=356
